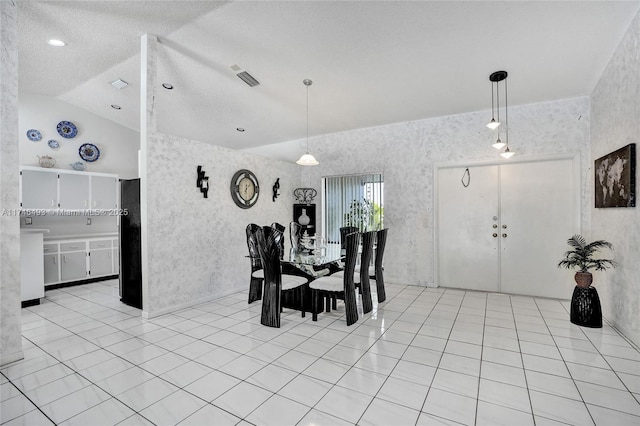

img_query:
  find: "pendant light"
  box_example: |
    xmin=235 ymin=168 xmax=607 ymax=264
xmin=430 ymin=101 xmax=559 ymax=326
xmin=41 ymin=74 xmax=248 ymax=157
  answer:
xmin=487 ymin=71 xmax=515 ymax=158
xmin=296 ymin=79 xmax=319 ymax=166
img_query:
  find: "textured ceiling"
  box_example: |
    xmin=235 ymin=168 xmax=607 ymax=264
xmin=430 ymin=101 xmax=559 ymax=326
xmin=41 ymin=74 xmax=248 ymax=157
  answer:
xmin=18 ymin=1 xmax=640 ymax=151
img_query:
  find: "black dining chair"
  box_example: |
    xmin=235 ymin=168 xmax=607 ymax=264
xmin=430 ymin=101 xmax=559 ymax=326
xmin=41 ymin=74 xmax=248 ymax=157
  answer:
xmin=309 ymin=232 xmax=360 ymax=326
xmin=246 ymin=223 xmax=264 ymax=304
xmin=332 ymin=230 xmax=374 ymax=314
xmin=371 ymin=228 xmax=388 ymax=303
xmin=254 ymin=226 xmax=308 ymax=328
xmin=339 ymin=226 xmax=359 ymax=249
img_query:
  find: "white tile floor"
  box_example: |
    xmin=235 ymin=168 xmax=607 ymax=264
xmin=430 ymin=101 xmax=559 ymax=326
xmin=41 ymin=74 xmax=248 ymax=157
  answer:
xmin=2 ymin=279 xmax=640 ymax=425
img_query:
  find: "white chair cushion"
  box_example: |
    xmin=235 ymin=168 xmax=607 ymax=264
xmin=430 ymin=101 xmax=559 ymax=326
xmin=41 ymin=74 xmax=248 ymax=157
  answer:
xmin=251 ymin=269 xmax=264 ymax=279
xmin=309 ymin=276 xmax=343 ymax=292
xmin=282 ymin=274 xmax=308 ymax=291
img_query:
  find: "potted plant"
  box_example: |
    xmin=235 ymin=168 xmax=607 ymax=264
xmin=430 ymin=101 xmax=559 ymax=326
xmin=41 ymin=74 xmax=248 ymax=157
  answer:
xmin=558 ymin=235 xmax=616 ymax=288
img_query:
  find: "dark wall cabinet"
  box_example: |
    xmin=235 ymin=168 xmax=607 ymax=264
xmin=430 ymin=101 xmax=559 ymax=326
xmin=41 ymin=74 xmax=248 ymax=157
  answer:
xmin=293 ymin=204 xmax=316 ymax=236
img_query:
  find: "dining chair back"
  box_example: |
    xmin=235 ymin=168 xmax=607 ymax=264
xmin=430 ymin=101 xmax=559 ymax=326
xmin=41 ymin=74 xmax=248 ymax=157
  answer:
xmin=271 ymin=222 xmax=286 ymax=259
xmin=340 ymin=226 xmax=359 ymax=249
xmin=255 ymin=226 xmax=308 ymax=328
xmin=358 ymin=230 xmax=375 ymax=313
xmin=373 ymin=228 xmax=388 ymax=303
xmin=246 ymin=223 xmax=264 ymax=303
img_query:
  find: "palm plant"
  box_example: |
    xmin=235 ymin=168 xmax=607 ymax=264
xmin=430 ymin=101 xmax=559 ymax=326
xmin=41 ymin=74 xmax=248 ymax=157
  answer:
xmin=558 ymin=235 xmax=616 ymax=273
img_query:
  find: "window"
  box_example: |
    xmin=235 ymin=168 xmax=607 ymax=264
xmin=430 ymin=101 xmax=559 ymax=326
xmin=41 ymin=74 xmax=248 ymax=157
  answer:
xmin=323 ymin=173 xmax=384 ymax=244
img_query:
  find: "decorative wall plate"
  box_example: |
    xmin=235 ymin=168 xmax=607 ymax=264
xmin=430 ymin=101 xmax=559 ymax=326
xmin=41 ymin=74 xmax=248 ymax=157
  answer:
xmin=48 ymin=139 xmax=59 ymax=149
xmin=57 ymin=121 xmax=77 ymax=138
xmin=27 ymin=129 xmax=42 ymax=141
xmin=79 ymin=143 xmax=100 ymax=162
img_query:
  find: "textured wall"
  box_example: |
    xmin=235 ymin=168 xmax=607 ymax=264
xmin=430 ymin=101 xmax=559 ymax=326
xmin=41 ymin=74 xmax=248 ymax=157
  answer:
xmin=293 ymin=97 xmax=591 ymax=286
xmin=590 ymin=11 xmax=640 ymax=347
xmin=144 ymin=131 xmax=299 ymax=316
xmin=0 ymin=0 xmax=23 ymax=366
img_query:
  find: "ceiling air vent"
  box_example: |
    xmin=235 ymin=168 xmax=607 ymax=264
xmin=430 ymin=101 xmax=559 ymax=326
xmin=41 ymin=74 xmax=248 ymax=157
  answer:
xmin=236 ymin=71 xmax=260 ymax=87
xmin=110 ymin=79 xmax=129 ymax=89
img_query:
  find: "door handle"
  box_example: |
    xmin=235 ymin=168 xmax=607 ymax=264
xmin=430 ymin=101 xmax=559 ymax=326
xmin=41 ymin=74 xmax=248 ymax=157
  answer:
xmin=492 ymin=224 xmax=498 ymax=229
xmin=502 ymin=224 xmax=508 ymax=229
xmin=502 ymin=233 xmax=507 ymax=238
xmin=492 ymin=233 xmax=498 ymax=238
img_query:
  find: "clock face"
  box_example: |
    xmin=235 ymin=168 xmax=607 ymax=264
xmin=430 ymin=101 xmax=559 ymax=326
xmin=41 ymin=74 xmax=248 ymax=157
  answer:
xmin=231 ymin=169 xmax=259 ymax=208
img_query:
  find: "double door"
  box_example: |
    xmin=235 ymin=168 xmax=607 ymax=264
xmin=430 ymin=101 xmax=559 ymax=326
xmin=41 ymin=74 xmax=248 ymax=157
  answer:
xmin=437 ymin=158 xmax=578 ymax=299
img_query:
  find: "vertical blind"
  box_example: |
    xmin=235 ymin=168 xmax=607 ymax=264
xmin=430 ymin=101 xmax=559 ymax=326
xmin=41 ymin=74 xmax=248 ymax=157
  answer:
xmin=323 ymin=173 xmax=384 ymax=244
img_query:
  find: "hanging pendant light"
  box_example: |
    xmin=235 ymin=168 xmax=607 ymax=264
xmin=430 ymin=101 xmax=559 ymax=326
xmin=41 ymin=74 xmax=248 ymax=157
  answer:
xmin=486 ymin=75 xmax=501 ymax=130
xmin=296 ymin=79 xmax=319 ymax=166
xmin=487 ymin=71 xmax=515 ymax=158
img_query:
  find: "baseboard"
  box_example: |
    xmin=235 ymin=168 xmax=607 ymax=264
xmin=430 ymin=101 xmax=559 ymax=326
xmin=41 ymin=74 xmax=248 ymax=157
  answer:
xmin=21 ymin=298 xmax=40 ymax=308
xmin=142 ymin=286 xmax=245 ymax=319
xmin=45 ymin=275 xmax=118 ymax=291
xmin=0 ymin=350 xmax=24 ymax=368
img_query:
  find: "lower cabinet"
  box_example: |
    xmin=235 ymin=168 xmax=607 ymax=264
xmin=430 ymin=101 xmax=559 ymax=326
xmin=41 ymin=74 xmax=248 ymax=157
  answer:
xmin=43 ymin=236 xmax=119 ymax=286
xmin=44 ymin=254 xmax=60 ymax=284
xmin=90 ymin=249 xmax=112 ymax=277
xmin=61 ymin=251 xmax=88 ymax=282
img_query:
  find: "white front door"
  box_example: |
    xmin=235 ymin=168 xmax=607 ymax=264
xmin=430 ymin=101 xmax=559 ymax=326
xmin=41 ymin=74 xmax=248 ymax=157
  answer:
xmin=500 ymin=159 xmax=577 ymax=299
xmin=438 ymin=165 xmax=500 ymax=292
xmin=437 ymin=157 xmax=578 ymax=299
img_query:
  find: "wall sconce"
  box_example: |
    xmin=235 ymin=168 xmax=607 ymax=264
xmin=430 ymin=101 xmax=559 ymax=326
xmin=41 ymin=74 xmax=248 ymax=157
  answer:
xmin=272 ymin=178 xmax=281 ymax=202
xmin=196 ymin=165 xmax=209 ymax=198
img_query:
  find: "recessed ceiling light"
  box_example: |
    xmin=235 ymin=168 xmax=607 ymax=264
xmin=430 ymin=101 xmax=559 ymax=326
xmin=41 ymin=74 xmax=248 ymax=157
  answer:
xmin=236 ymin=128 xmax=245 ymax=132
xmin=47 ymin=39 xmax=66 ymax=47
xmin=111 ymin=104 xmax=122 ymax=110
xmin=162 ymin=83 xmax=173 ymax=90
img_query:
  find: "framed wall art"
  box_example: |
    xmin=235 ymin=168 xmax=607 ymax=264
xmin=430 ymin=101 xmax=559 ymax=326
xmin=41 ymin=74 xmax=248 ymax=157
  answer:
xmin=594 ymin=143 xmax=636 ymax=208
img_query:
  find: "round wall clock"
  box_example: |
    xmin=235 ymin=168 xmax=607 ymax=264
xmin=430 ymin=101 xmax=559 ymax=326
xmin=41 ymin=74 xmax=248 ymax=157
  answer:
xmin=231 ymin=169 xmax=259 ymax=209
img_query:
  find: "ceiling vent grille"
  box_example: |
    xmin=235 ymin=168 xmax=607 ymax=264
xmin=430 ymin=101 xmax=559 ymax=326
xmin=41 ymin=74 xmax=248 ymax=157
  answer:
xmin=110 ymin=79 xmax=129 ymax=89
xmin=236 ymin=71 xmax=260 ymax=87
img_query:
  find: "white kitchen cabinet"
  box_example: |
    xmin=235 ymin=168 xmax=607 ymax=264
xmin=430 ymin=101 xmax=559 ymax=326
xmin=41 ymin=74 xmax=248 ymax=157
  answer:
xmin=59 ymin=173 xmax=90 ymax=209
xmin=20 ymin=169 xmax=58 ymax=209
xmin=20 ymin=166 xmax=118 ymax=212
xmin=43 ymin=236 xmax=119 ymax=286
xmin=44 ymin=254 xmax=60 ymax=284
xmin=91 ymin=176 xmax=118 ymax=209
xmin=20 ymin=230 xmax=47 ymax=302
xmin=90 ymin=249 xmax=112 ymax=277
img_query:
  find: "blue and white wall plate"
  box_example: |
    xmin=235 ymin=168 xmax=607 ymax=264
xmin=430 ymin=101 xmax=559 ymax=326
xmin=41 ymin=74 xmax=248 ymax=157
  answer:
xmin=27 ymin=129 xmax=42 ymax=141
xmin=48 ymin=139 xmax=60 ymax=149
xmin=79 ymin=143 xmax=100 ymax=162
xmin=57 ymin=121 xmax=78 ymax=138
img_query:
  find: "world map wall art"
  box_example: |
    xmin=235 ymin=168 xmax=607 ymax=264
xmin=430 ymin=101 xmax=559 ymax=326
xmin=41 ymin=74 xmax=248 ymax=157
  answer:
xmin=595 ymin=143 xmax=636 ymax=208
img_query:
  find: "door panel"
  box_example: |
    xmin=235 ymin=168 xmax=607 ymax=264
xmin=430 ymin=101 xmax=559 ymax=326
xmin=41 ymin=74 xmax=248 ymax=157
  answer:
xmin=438 ymin=165 xmax=500 ymax=292
xmin=500 ymin=159 xmax=576 ymax=299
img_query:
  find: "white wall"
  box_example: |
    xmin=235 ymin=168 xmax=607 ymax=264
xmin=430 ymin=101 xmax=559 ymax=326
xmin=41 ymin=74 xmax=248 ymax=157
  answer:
xmin=590 ymin=11 xmax=640 ymax=347
xmin=250 ymin=97 xmax=591 ymax=287
xmin=144 ymin=131 xmax=300 ymax=317
xmin=19 ymin=93 xmax=139 ymax=179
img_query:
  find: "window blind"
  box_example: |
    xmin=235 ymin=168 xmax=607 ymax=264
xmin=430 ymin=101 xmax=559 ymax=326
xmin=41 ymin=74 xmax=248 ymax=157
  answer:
xmin=323 ymin=173 xmax=384 ymax=244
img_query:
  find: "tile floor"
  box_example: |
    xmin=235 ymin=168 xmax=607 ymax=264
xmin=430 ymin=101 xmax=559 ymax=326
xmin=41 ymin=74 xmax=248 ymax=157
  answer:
xmin=2 ymin=279 xmax=639 ymax=425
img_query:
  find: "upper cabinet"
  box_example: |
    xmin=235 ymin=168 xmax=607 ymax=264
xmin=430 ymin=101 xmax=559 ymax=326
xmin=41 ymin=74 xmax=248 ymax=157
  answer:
xmin=20 ymin=169 xmax=58 ymax=209
xmin=59 ymin=173 xmax=90 ymax=209
xmin=20 ymin=166 xmax=118 ymax=211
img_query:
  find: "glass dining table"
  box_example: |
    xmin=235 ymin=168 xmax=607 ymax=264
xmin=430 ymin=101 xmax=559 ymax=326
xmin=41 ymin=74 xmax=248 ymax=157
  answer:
xmin=281 ymin=243 xmax=345 ymax=313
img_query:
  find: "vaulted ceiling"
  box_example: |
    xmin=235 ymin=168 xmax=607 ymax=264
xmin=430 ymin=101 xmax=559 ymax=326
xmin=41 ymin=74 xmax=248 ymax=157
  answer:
xmin=18 ymin=1 xmax=640 ymax=151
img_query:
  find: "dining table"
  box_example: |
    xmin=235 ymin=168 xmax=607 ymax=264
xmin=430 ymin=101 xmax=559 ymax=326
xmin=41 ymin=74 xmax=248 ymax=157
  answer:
xmin=280 ymin=243 xmax=345 ymax=314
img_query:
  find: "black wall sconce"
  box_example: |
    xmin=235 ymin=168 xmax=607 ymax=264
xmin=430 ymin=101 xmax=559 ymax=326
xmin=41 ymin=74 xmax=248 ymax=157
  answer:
xmin=196 ymin=165 xmax=209 ymax=198
xmin=272 ymin=178 xmax=280 ymax=202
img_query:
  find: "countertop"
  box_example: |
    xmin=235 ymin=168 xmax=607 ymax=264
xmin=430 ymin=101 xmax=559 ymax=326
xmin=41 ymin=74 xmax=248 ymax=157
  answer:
xmin=43 ymin=232 xmax=118 ymax=241
xmin=20 ymin=228 xmax=50 ymax=234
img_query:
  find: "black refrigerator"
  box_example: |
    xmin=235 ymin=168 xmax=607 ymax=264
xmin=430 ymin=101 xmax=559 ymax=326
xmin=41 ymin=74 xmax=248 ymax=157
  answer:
xmin=120 ymin=178 xmax=142 ymax=308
